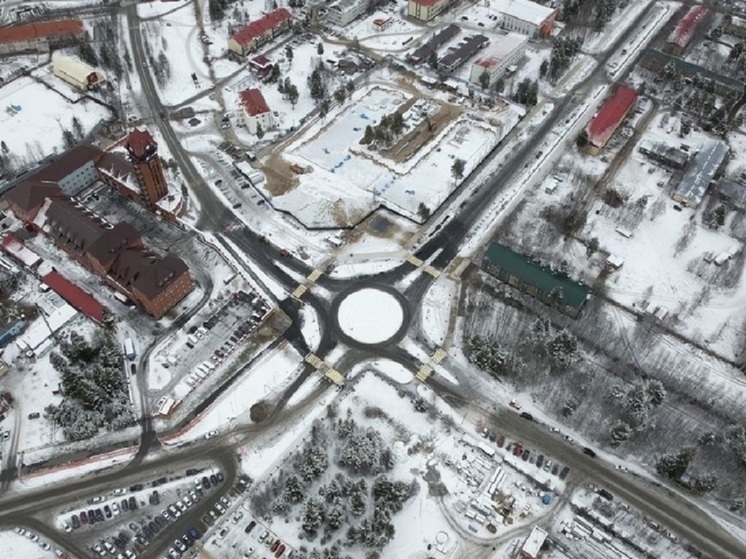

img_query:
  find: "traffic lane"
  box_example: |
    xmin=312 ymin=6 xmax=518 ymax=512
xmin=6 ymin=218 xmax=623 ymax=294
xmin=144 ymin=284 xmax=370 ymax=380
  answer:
xmin=482 ymin=409 xmax=746 ymax=559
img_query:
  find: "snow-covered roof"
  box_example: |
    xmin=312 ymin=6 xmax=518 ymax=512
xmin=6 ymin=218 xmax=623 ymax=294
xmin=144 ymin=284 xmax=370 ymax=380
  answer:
xmin=52 ymin=56 xmax=104 ymax=84
xmin=473 ymin=33 xmax=527 ymax=69
xmin=0 ymin=234 xmax=42 ymax=268
xmin=494 ymin=0 xmax=556 ymax=26
xmin=521 ymin=526 xmax=548 ymax=558
xmin=674 ymin=140 xmax=728 ymax=206
xmin=667 ymin=5 xmax=708 ymax=49
xmin=230 ymin=8 xmax=292 ymax=47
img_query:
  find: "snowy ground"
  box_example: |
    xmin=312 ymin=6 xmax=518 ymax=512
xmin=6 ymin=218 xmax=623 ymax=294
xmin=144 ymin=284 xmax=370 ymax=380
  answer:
xmin=0 ymin=76 xmax=110 ymax=161
xmin=338 ymin=7 xmax=427 ymax=53
xmin=338 ymin=288 xmax=404 ymax=344
xmin=265 ymin=83 xmax=516 ymax=226
xmin=0 ymin=530 xmax=56 ymax=559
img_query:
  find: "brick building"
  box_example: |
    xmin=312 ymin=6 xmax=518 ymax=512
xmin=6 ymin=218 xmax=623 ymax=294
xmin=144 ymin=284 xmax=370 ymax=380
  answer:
xmin=0 ymin=19 xmax=84 ymax=55
xmin=228 ymin=9 xmax=292 ymax=56
xmin=125 ymin=129 xmax=168 ymax=209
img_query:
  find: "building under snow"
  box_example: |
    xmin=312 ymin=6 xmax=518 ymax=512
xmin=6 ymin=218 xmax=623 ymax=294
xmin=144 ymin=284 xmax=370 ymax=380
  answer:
xmin=520 ymin=526 xmax=548 ymax=558
xmin=469 ymin=33 xmax=527 ymax=87
xmin=326 ymin=0 xmax=367 ymax=27
xmin=586 ymin=86 xmax=638 ymax=155
xmin=672 ymin=140 xmax=729 ymax=208
xmin=663 ymin=4 xmax=708 ymax=56
xmin=494 ymin=0 xmax=557 ymax=39
xmin=52 ymin=56 xmax=105 ymax=91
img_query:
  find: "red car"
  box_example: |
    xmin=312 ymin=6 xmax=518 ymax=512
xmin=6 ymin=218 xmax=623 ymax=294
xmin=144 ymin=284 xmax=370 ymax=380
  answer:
xmin=79 ymin=511 xmax=88 ymax=525
xmin=275 ymin=544 xmax=285 ymax=557
xmin=513 ymin=444 xmax=522 ymax=457
xmin=270 ymin=540 xmax=279 ymax=552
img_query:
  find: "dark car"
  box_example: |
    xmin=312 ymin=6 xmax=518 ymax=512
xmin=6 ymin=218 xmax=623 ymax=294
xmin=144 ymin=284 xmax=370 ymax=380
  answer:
xmin=130 ymin=484 xmax=144 ymax=492
xmin=513 ymin=444 xmax=522 ymax=457
xmin=276 ymin=544 xmax=286 ymax=557
xmin=150 ymin=520 xmax=160 ymax=533
xmin=202 ymin=476 xmax=211 ymax=489
xmin=104 ymin=505 xmax=112 ymax=518
xmin=186 ymin=468 xmax=199 ymax=476
xmin=154 ymin=515 xmax=166 ymax=527
xmin=559 ymin=466 xmax=570 ymax=480
xmin=188 ymin=527 xmax=201 ymax=540
xmin=497 ymin=435 xmax=505 ymax=448
xmin=202 ymin=514 xmax=214 ymax=527
xmin=582 ymin=447 xmax=597 ymax=458
xmin=130 ymin=363 xmax=137 ymax=375
xmin=87 ymin=509 xmax=95 ymax=523
xmin=521 ymin=449 xmax=530 ymax=461
xmin=520 ymin=412 xmax=534 ymax=421
xmin=551 ymin=464 xmax=559 ymax=476
xmin=71 ymin=515 xmax=80 ymax=529
xmin=142 ymin=524 xmax=153 ymax=539
xmin=96 ymin=509 xmax=105 ymax=522
xmin=128 ymin=496 xmax=137 ymax=510
xmin=536 ymin=455 xmax=544 ymax=468
xmin=119 ymin=531 xmax=129 ymax=543
xmin=121 ymin=498 xmax=129 ymax=511
xmin=598 ymin=489 xmax=614 ymax=501
xmin=149 ymin=491 xmax=160 ymax=505
xmin=80 ymin=511 xmax=88 ymax=525
xmin=244 ymin=520 xmax=256 ymax=534
xmin=209 ymin=474 xmax=218 ymax=485
xmin=271 ymin=540 xmax=280 ymax=553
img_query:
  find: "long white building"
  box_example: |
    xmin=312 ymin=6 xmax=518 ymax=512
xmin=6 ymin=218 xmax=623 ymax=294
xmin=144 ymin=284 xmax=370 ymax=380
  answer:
xmin=469 ymin=33 xmax=527 ymax=87
xmin=52 ymin=56 xmax=105 ymax=91
xmin=493 ymin=0 xmax=556 ymax=39
xmin=326 ymin=0 xmax=368 ymax=27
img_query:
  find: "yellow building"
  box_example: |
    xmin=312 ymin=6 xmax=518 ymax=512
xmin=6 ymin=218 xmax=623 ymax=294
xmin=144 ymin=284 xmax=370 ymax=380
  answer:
xmin=407 ymin=0 xmax=451 ymax=22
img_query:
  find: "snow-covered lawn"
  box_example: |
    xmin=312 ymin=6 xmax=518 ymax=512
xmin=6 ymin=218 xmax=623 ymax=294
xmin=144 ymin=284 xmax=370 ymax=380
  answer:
xmin=0 ymin=76 xmax=110 ymax=161
xmin=338 ymin=288 xmax=404 ymax=344
xmin=0 ymin=530 xmax=55 ymax=559
xmin=338 ymin=8 xmax=426 ymax=53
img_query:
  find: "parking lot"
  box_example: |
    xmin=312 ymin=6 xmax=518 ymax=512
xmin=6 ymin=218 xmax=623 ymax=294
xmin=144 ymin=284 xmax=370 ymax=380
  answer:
xmin=153 ymin=288 xmax=271 ymax=402
xmin=58 ymin=466 xmax=229 ymax=558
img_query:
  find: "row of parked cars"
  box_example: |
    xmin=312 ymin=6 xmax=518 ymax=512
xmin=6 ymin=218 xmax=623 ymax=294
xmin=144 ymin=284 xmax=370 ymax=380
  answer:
xmin=94 ymin=472 xmax=225 ymax=558
xmin=13 ymin=527 xmax=62 ymax=556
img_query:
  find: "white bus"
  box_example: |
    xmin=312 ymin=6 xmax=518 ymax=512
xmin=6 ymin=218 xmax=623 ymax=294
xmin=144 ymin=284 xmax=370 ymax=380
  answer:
xmin=123 ymin=338 xmax=136 ymax=360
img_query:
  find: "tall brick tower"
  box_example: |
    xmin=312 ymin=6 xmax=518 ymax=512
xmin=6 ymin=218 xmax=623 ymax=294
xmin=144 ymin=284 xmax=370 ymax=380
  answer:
xmin=125 ymin=128 xmax=168 ymax=209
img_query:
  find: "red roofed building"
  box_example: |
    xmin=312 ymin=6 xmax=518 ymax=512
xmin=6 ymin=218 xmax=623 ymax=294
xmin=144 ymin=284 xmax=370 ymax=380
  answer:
xmin=586 ymin=86 xmax=638 ymax=154
xmin=664 ymin=5 xmax=708 ymax=56
xmin=42 ymin=270 xmax=104 ymax=322
xmin=0 ymin=19 xmax=84 ymax=55
xmin=238 ymin=88 xmax=273 ymax=135
xmin=228 ymin=9 xmax=292 ymax=56
xmin=1 ymin=235 xmax=42 ymax=269
xmin=248 ymin=54 xmax=273 ymax=77
xmin=407 ymin=0 xmax=451 ymax=22
xmin=125 ymin=128 xmax=168 ymax=209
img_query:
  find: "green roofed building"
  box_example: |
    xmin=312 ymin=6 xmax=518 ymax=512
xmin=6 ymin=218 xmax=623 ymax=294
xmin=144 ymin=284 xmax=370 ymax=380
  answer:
xmin=482 ymin=242 xmax=590 ymax=317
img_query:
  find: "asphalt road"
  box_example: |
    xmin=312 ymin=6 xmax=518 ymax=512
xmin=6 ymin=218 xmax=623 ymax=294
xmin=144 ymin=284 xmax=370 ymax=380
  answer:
xmin=1 ymin=3 xmax=743 ymax=559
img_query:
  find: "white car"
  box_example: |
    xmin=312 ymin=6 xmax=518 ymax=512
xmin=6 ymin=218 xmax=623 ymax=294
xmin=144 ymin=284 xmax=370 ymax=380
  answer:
xmin=27 ymin=533 xmax=39 ymax=542
xmin=40 ymin=542 xmax=51 ymax=551
xmin=616 ymin=464 xmax=629 ymax=472
xmin=204 ymin=430 xmax=218 ymax=439
xmin=63 ymin=523 xmax=72 ymax=533
xmin=14 ymin=527 xmax=25 ymax=536
xmin=112 ymin=502 xmax=120 ymax=515
xmin=112 ymin=488 xmax=126 ymax=496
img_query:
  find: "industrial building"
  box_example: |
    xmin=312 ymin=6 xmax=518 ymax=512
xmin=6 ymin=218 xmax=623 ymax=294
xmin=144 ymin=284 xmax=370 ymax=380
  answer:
xmin=672 ymin=140 xmax=729 ymax=208
xmin=408 ymin=24 xmax=460 ymax=65
xmin=493 ymin=0 xmax=557 ymax=39
xmin=407 ymin=0 xmax=452 ymax=23
xmin=238 ymin=88 xmax=273 ymax=135
xmin=663 ymin=4 xmax=708 ymax=55
xmin=586 ymin=86 xmax=638 ymax=154
xmin=439 ymin=34 xmax=489 ymax=74
xmin=638 ymin=142 xmax=689 ymax=170
xmin=52 ymin=56 xmax=105 ymax=91
xmin=0 ymin=19 xmax=84 ymax=55
xmin=469 ymin=33 xmax=527 ymax=87
xmin=228 ymin=8 xmax=292 ymax=56
xmin=717 ymin=180 xmax=746 ymax=211
xmin=326 ymin=0 xmax=368 ymax=27
xmin=482 ymin=242 xmax=590 ymax=318
xmin=520 ymin=526 xmax=548 ymax=558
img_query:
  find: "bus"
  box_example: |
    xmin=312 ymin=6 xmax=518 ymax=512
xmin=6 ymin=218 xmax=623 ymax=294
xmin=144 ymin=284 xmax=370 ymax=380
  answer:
xmin=123 ymin=338 xmax=136 ymax=360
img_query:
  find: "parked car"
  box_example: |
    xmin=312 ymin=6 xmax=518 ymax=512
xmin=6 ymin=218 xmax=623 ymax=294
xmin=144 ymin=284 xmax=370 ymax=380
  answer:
xmin=202 ymin=476 xmax=211 ymax=489
xmin=70 ymin=515 xmax=80 ymax=529
xmin=244 ymin=520 xmax=256 ymax=534
xmin=154 ymin=515 xmax=166 ymax=527
xmin=559 ymin=466 xmax=570 ymax=480
xmin=187 ymin=526 xmax=201 ymax=540
xmin=80 ymin=511 xmax=88 ymax=525
xmin=276 ymin=544 xmax=286 ymax=557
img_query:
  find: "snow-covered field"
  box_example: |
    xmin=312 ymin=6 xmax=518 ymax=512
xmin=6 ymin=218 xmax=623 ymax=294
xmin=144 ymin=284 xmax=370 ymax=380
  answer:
xmin=0 ymin=530 xmax=55 ymax=559
xmin=0 ymin=76 xmax=110 ymax=161
xmin=338 ymin=8 xmax=426 ymax=52
xmin=266 ymin=83 xmax=515 ymax=226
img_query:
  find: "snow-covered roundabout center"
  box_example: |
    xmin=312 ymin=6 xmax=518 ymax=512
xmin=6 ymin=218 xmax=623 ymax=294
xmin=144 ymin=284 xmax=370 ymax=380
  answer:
xmin=335 ymin=287 xmax=406 ymax=345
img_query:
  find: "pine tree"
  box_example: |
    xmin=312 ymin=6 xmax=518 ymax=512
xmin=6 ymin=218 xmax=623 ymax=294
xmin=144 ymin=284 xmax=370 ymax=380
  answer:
xmin=1 ymin=140 xmax=8 ymax=154
xmin=451 ymin=158 xmax=465 ymax=182
xmin=286 ymin=45 xmax=294 ymax=62
xmin=479 ymin=71 xmax=490 ymax=90
xmin=256 ymin=123 xmax=265 ymax=138
xmin=317 ymin=42 xmax=324 ymax=55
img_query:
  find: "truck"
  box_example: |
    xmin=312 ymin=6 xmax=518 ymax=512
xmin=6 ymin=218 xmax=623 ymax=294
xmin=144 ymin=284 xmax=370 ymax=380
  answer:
xmin=123 ymin=338 xmax=136 ymax=360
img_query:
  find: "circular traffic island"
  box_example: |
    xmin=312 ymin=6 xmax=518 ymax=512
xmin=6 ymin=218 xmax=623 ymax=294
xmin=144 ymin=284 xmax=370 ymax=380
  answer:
xmin=334 ymin=286 xmax=408 ymax=347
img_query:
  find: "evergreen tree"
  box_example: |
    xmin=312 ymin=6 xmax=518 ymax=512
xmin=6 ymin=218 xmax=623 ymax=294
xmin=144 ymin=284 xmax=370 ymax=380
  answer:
xmin=1 ymin=140 xmax=8 ymax=154
xmin=269 ymin=63 xmax=281 ymax=83
xmin=479 ymin=71 xmax=490 ymax=90
xmin=256 ymin=123 xmax=265 ymax=139
xmin=451 ymin=158 xmax=465 ymax=182
xmin=286 ymin=45 xmax=294 ymax=62
xmin=317 ymin=42 xmax=325 ymax=55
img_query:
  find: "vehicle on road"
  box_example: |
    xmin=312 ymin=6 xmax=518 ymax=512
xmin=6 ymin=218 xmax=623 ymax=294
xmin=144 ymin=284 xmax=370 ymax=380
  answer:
xmin=582 ymin=447 xmax=597 ymax=458
xmin=520 ymin=412 xmax=534 ymax=421
xmin=204 ymin=430 xmax=218 ymax=439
